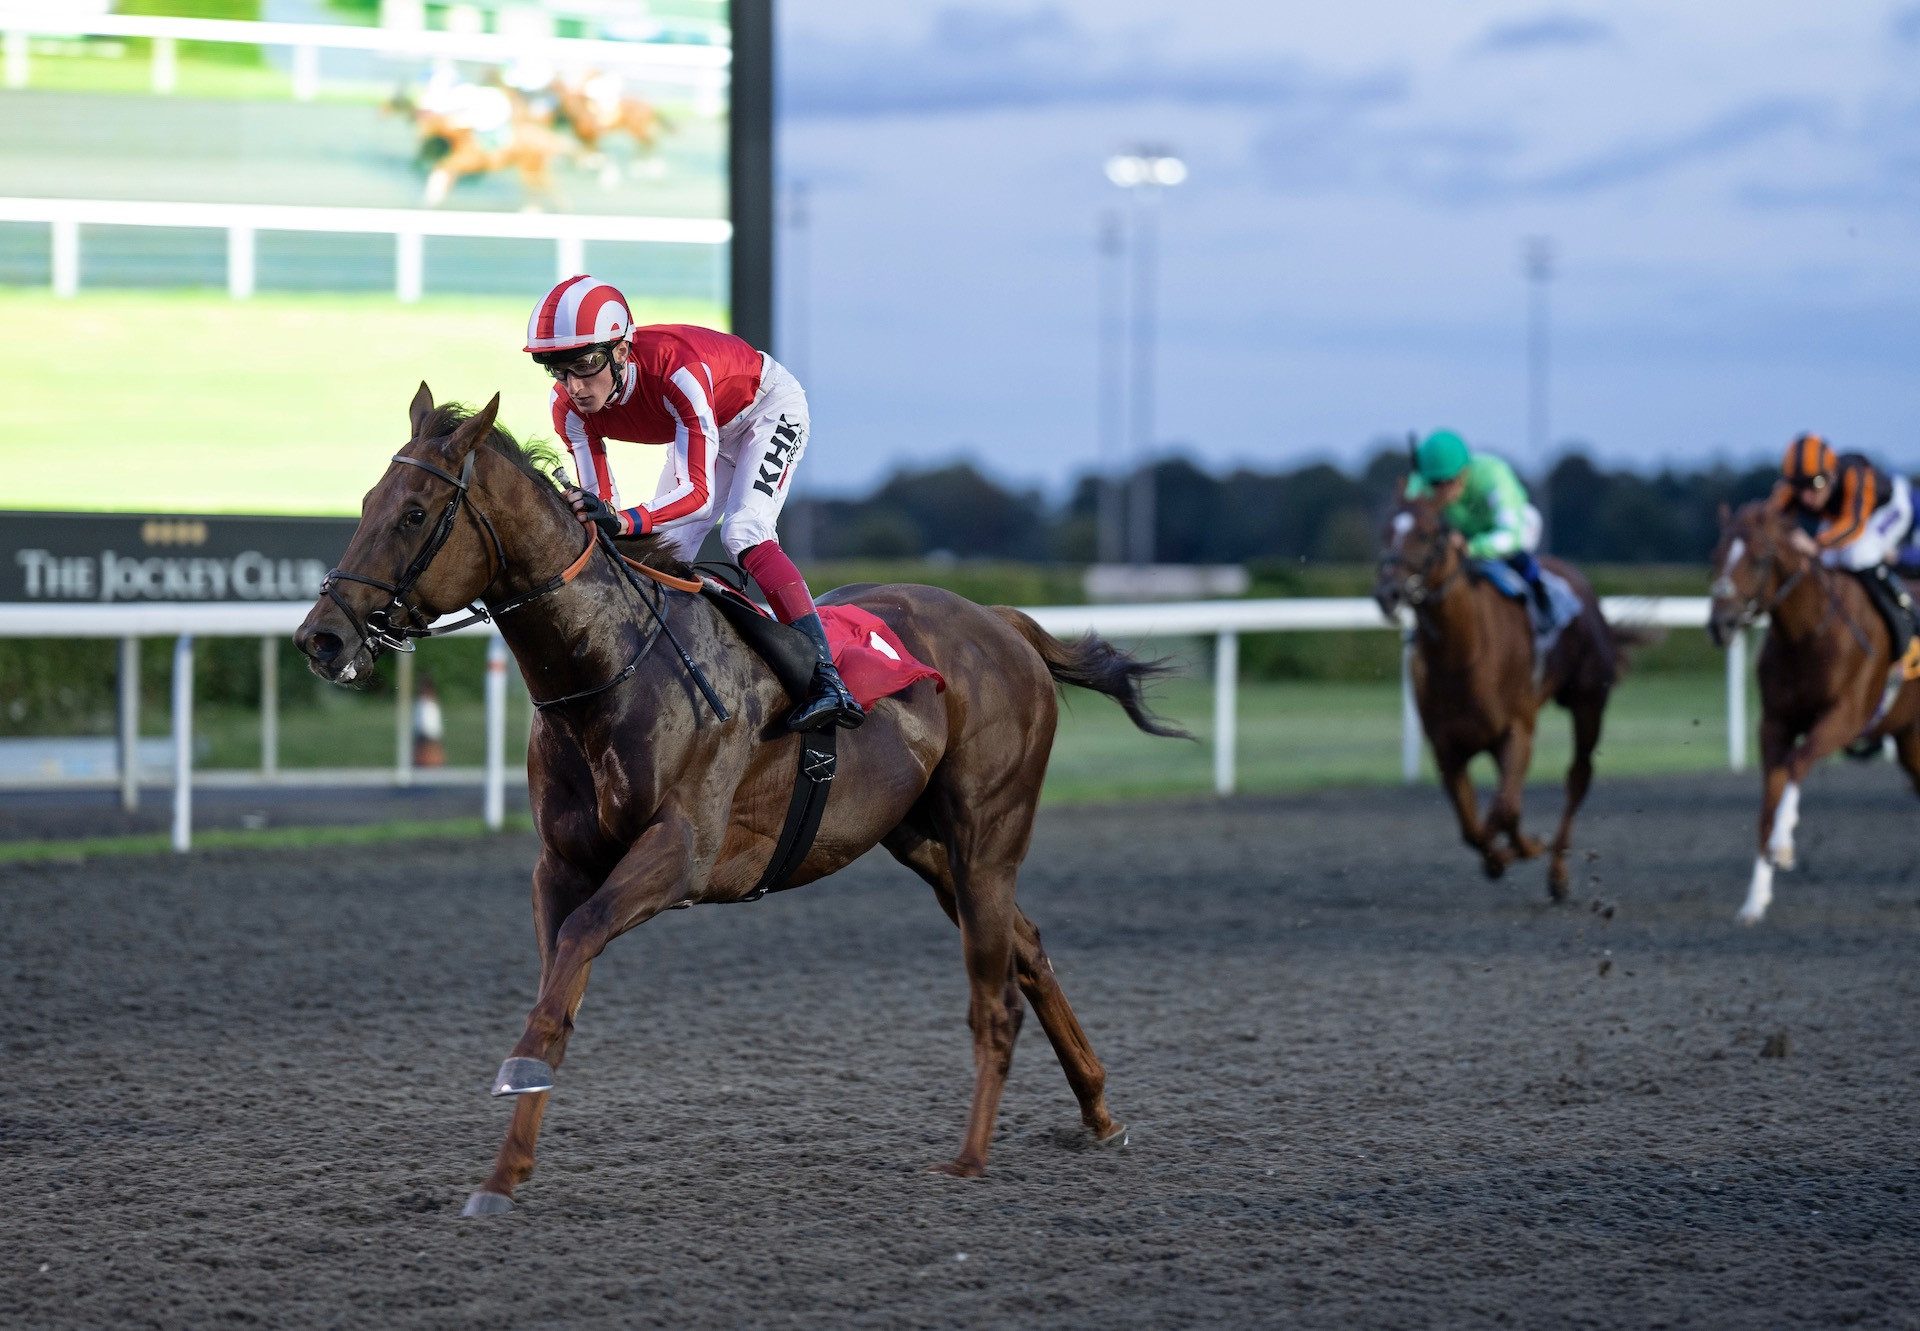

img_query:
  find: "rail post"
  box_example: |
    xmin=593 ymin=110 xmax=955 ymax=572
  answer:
xmin=484 ymin=635 xmax=507 ymax=829
xmin=395 ymin=229 xmax=423 ymax=303
xmin=119 ymin=636 xmax=140 ymax=811
xmin=51 ymin=218 xmax=78 ymax=297
xmin=394 ymin=649 xmax=414 ymax=786
xmin=172 ymin=635 xmax=194 ymax=853
xmin=4 ymin=30 xmax=26 ymax=89
xmin=152 ymin=35 xmax=176 ymax=94
xmin=291 ymin=43 xmax=319 ymax=101
xmin=1727 ymin=626 xmax=1748 ymax=773
xmin=556 ymin=235 xmax=584 ymax=281
xmin=260 ymin=636 xmax=279 ymax=778
xmin=227 ymin=224 xmax=255 ymax=298
xmin=1400 ymin=626 xmax=1421 ymax=784
xmin=1213 ymin=629 xmax=1238 ymax=796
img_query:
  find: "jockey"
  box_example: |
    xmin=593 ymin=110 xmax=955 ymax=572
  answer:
xmin=1404 ymin=430 xmax=1553 ymax=627
xmin=1768 ymin=432 xmax=1918 ymax=668
xmin=524 ymin=274 xmax=864 ymax=731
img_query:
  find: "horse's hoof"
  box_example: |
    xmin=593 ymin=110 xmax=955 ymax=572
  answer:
xmin=1735 ymin=906 xmax=1766 ymax=926
xmin=461 ymin=1190 xmax=514 ymax=1217
xmin=1547 ymin=866 xmax=1571 ymax=902
xmin=1093 ymin=1122 xmax=1130 ymax=1148
xmin=929 ymin=1159 xmax=986 ymax=1179
xmin=490 ymin=1057 xmax=555 ymax=1098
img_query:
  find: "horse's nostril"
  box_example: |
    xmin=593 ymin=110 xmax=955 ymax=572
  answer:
xmin=309 ymin=632 xmax=343 ymax=663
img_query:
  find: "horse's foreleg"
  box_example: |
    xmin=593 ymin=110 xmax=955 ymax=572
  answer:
xmin=464 ymin=815 xmax=693 ymax=1216
xmin=504 ymin=813 xmax=693 ymax=1075
xmin=1743 ymin=720 xmax=1796 ymax=924
xmin=1439 ymin=756 xmax=1502 ymax=877
xmin=1490 ymin=722 xmax=1543 ymax=865
xmin=1547 ymin=696 xmax=1605 ymax=901
xmin=465 ymin=849 xmax=596 ymax=1216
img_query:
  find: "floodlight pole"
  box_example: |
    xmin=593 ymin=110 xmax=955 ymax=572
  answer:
xmin=1096 ymin=209 xmax=1126 ymax=564
xmin=783 ymin=178 xmax=816 ymax=562
xmin=1106 ymin=148 xmax=1185 ymax=568
xmin=1525 ymin=236 xmax=1554 ymax=548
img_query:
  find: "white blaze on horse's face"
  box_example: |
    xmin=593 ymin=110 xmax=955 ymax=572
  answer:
xmin=1712 ymin=538 xmax=1747 ymax=598
xmin=1389 ymin=511 xmax=1415 ymax=556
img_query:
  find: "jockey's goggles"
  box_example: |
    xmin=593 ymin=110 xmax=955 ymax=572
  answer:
xmin=535 ymin=345 xmax=617 ymax=382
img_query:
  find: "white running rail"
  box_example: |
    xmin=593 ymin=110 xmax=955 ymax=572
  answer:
xmin=0 ymin=12 xmax=730 ymax=100
xmin=0 ymin=595 xmax=1742 ymax=851
xmin=0 ymin=196 xmax=731 ymax=302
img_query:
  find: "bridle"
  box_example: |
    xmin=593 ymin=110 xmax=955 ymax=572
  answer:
xmin=322 ymin=451 xmax=509 ymax=653
xmin=1379 ymin=513 xmax=1462 ymax=610
xmin=320 ymin=448 xmax=729 ymax=719
xmin=1711 ymin=523 xmax=1812 ymax=630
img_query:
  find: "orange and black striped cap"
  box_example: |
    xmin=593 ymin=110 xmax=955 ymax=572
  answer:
xmin=1781 ymin=433 xmax=1836 ymax=484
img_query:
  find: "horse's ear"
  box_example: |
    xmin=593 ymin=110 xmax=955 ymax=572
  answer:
xmin=444 ymin=393 xmax=501 ymax=460
xmin=409 ymin=382 xmax=435 ymax=440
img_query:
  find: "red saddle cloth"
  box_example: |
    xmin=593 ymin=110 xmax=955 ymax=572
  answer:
xmin=818 ymin=605 xmax=945 ymax=708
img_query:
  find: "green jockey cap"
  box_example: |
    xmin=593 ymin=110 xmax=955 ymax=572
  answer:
xmin=1414 ymin=430 xmax=1471 ymax=484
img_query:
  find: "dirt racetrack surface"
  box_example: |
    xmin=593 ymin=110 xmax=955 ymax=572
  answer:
xmin=5 ymin=768 xmax=1918 ymax=1329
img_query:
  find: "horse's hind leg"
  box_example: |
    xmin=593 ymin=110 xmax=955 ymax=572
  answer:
xmin=1012 ymin=912 xmax=1123 ymax=1143
xmin=1546 ymin=694 xmax=1604 ymax=902
xmin=884 ymin=828 xmax=1121 ymax=1150
xmin=881 ymin=824 xmax=1024 ymax=1177
xmin=1895 ymin=723 xmax=1920 ymax=798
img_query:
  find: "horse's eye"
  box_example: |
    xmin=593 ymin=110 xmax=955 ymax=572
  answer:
xmin=401 ymin=506 xmax=426 ymax=529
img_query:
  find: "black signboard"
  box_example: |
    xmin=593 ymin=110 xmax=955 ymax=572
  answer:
xmin=2 ymin=511 xmax=359 ymax=604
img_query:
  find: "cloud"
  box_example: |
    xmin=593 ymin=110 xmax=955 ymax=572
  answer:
xmin=1474 ymin=12 xmax=1613 ymax=55
xmin=783 ymin=6 xmax=1407 ymax=118
xmin=1253 ymin=96 xmax=1831 ymax=204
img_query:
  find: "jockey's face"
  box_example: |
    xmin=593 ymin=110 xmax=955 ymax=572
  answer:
xmin=1792 ymin=475 xmax=1829 ymax=513
xmin=548 ymin=341 xmax=628 ymax=414
xmin=1432 ymin=475 xmax=1466 ymax=505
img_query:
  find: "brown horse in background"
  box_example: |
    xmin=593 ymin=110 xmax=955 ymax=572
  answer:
xmin=292 ymin=387 xmax=1182 ymax=1215
xmin=1708 ymin=501 xmax=1920 ymax=923
xmin=1376 ymin=496 xmax=1638 ymax=899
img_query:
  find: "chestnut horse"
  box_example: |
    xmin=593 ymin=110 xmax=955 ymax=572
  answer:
xmin=1707 ymin=500 xmax=1920 ymax=923
xmin=1376 ymin=496 xmax=1638 ymax=899
xmin=293 ymin=388 xmax=1182 ymax=1215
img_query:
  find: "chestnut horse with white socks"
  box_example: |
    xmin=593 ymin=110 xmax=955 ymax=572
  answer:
xmin=1708 ymin=501 xmax=1920 ymax=923
xmin=293 ymin=387 xmax=1183 ymax=1214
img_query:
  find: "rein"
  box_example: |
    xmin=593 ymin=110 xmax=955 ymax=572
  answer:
xmin=1716 ymin=529 xmax=1870 ymax=653
xmin=323 ymin=447 xmax=728 ymax=721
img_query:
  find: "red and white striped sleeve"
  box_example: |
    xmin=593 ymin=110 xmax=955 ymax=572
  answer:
xmin=638 ymin=361 xmax=721 ymax=533
xmin=550 ymin=385 xmax=620 ymax=509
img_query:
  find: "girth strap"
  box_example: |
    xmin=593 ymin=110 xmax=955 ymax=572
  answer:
xmin=740 ymin=729 xmax=837 ymax=902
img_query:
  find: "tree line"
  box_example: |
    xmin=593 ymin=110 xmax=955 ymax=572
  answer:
xmin=786 ymin=445 xmax=1782 ymax=565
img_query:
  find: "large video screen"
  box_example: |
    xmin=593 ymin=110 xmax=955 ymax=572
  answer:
xmin=0 ymin=0 xmax=738 ymax=517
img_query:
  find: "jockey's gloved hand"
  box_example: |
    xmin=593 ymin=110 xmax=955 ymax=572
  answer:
xmin=567 ymin=487 xmax=634 ymax=538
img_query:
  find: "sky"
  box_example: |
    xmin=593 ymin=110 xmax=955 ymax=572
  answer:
xmin=774 ymin=1 xmax=1920 ymax=494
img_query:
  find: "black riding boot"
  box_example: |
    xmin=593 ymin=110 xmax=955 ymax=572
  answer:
xmin=787 ymin=612 xmax=866 ymax=732
xmin=1508 ymin=554 xmax=1554 ymax=633
xmin=1862 ymin=564 xmax=1917 ymax=666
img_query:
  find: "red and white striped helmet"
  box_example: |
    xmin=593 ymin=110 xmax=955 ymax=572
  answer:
xmin=523 ymin=274 xmax=633 ymax=354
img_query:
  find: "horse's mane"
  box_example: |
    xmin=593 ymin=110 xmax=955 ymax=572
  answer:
xmin=423 ymin=400 xmax=695 ymax=578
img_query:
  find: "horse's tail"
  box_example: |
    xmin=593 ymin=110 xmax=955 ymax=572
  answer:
xmin=989 ymin=606 xmax=1193 ymax=740
xmin=1605 ymin=618 xmax=1665 ymax=670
